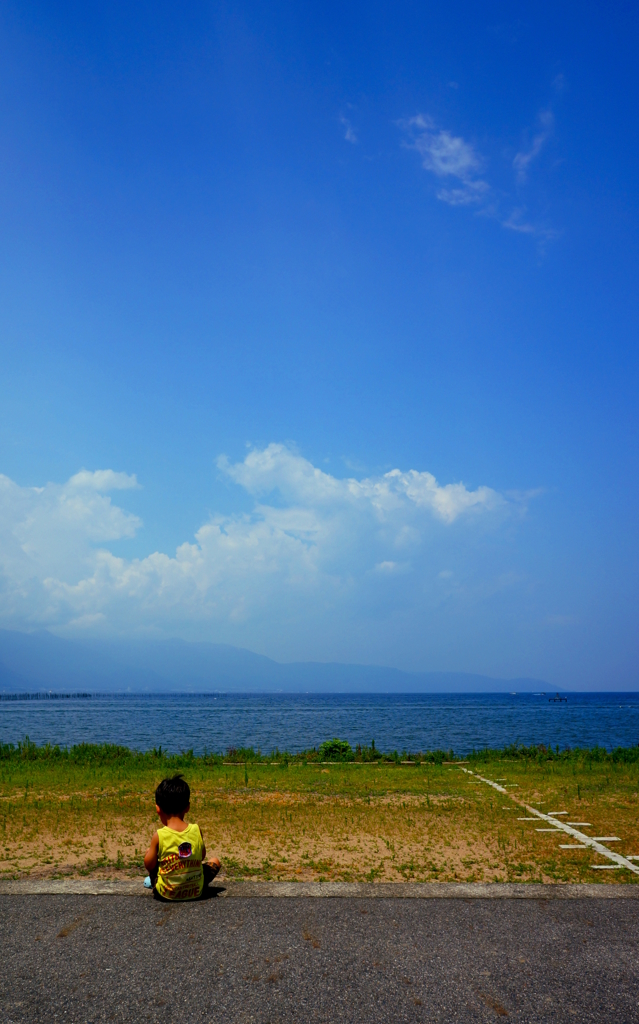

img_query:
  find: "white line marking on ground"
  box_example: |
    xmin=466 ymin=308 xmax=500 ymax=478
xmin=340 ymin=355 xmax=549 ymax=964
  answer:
xmin=548 ymin=811 xmax=568 ymax=816
xmin=591 ymin=865 xmax=623 ymax=870
xmin=559 ymin=844 xmax=588 ymax=849
xmin=567 ymin=822 xmax=591 ymax=826
xmin=593 ymin=837 xmax=621 ymax=842
xmin=518 ymin=817 xmax=538 ymax=821
xmin=536 ymin=828 xmax=563 ymax=832
xmin=460 ymin=768 xmax=639 ymax=875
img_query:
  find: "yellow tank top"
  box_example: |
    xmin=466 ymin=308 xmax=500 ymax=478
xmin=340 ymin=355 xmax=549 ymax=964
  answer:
xmin=155 ymin=822 xmax=204 ymax=901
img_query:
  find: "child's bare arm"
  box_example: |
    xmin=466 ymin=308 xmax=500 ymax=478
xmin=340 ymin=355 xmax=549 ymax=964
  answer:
xmin=144 ymin=832 xmax=160 ymax=872
xmin=198 ymin=826 xmax=220 ymax=872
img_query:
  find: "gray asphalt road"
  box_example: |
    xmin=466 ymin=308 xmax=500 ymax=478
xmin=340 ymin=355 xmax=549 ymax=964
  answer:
xmin=1 ymin=894 xmax=638 ymax=1023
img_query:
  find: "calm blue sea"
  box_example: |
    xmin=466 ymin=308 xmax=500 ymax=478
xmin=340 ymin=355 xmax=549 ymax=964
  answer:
xmin=1 ymin=692 xmax=638 ymax=756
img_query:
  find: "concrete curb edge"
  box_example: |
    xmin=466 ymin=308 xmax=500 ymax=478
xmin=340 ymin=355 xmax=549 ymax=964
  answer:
xmin=1 ymin=879 xmax=638 ymax=898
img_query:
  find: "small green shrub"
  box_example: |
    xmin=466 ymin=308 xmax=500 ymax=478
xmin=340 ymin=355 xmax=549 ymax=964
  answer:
xmin=318 ymin=738 xmax=354 ymax=762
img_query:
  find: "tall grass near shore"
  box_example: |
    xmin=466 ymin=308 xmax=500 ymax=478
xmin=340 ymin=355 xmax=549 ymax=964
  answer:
xmin=2 ymin=739 xmax=638 ymax=884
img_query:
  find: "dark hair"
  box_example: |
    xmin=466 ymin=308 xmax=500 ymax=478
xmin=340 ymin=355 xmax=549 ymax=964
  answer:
xmin=155 ymin=774 xmax=190 ymax=816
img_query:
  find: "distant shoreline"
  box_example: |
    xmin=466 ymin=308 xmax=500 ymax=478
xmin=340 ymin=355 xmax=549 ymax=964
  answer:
xmin=5 ymin=689 xmax=639 ymax=698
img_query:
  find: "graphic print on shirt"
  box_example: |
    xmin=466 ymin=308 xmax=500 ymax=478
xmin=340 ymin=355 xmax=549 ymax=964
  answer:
xmin=155 ymin=824 xmax=204 ymax=900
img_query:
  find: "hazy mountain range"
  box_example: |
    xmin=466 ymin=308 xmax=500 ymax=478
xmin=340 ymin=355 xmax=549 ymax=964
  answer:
xmin=0 ymin=629 xmax=552 ymax=694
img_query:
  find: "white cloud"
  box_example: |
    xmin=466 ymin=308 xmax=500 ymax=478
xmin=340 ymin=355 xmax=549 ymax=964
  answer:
xmin=374 ymin=560 xmax=410 ymax=575
xmin=410 ymin=118 xmax=479 ymax=178
xmin=339 ymin=115 xmax=358 ymax=144
xmin=436 ymin=180 xmax=490 ymax=206
xmin=400 ymin=115 xmax=489 ymax=207
xmin=217 ymin=445 xmax=343 ymax=504
xmin=502 ymin=209 xmax=561 ymax=248
xmin=0 ymin=469 xmax=142 ymax=629
xmin=399 ymin=110 xmax=559 ymax=246
xmin=218 ymin=444 xmax=503 ymax=523
xmin=0 ymin=471 xmax=140 ymax=574
xmin=513 ymin=110 xmax=554 ymax=183
xmin=0 ymin=446 xmax=511 ymax=638
xmin=67 ymin=469 xmax=139 ymax=491
xmin=502 ymin=211 xmax=537 ymax=235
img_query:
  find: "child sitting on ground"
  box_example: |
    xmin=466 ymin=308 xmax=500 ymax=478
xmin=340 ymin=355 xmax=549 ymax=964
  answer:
xmin=143 ymin=774 xmax=221 ymax=900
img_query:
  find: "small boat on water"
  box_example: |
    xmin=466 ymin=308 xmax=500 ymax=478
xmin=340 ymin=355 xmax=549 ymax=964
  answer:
xmin=549 ymin=692 xmax=567 ymax=703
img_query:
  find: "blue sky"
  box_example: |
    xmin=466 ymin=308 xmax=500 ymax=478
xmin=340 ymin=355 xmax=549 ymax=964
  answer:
xmin=1 ymin=1 xmax=638 ymax=687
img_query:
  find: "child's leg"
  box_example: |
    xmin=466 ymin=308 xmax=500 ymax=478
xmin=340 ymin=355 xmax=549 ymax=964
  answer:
xmin=203 ymin=858 xmax=221 ymax=885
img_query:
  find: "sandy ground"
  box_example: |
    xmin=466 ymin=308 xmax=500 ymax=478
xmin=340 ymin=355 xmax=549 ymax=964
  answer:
xmin=3 ymin=760 xmax=638 ymax=884
xmin=3 ymin=784 xmax=637 ymax=884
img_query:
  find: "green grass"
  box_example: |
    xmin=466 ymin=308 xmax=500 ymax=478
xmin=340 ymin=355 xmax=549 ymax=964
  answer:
xmin=2 ymin=738 xmax=638 ymax=883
